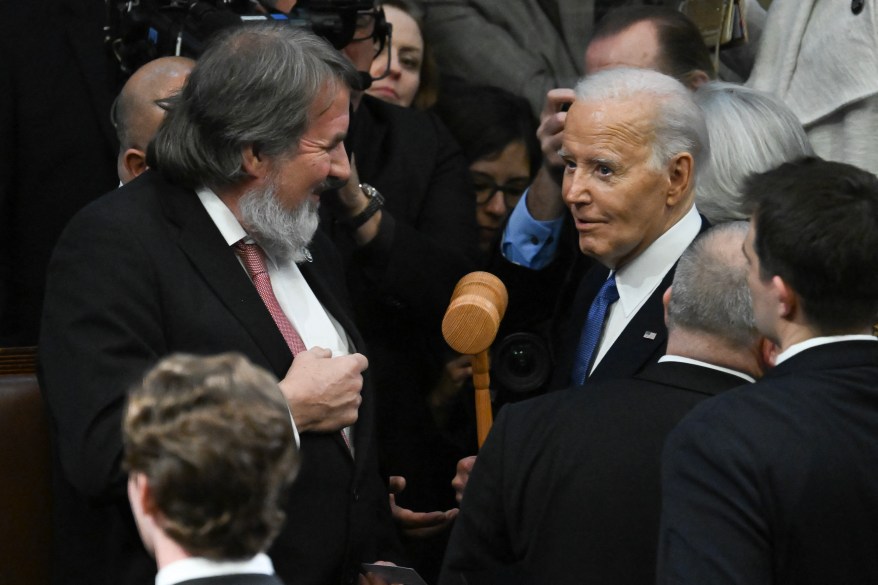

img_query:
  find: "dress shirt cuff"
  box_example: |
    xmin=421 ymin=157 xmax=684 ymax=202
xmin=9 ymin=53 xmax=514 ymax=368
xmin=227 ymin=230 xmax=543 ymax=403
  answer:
xmin=500 ymin=189 xmax=564 ymax=270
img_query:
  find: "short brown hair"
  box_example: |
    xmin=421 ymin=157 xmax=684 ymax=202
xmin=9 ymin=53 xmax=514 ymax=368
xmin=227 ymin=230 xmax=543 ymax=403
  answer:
xmin=123 ymin=352 xmax=299 ymax=560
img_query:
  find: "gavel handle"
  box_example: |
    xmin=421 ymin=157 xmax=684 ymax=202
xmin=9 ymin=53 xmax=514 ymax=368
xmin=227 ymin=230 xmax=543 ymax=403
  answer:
xmin=472 ymin=350 xmax=493 ymax=448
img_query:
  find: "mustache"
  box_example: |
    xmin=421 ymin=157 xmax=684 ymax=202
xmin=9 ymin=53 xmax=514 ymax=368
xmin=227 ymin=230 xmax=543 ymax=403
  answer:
xmin=318 ymin=175 xmax=349 ymax=193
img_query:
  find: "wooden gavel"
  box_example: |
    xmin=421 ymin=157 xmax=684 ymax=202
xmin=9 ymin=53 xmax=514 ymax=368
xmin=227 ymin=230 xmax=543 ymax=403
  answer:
xmin=441 ymin=271 xmax=508 ymax=447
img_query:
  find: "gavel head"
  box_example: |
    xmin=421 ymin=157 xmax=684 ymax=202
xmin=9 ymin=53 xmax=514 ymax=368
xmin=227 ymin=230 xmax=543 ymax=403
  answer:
xmin=442 ymin=271 xmax=509 ymax=355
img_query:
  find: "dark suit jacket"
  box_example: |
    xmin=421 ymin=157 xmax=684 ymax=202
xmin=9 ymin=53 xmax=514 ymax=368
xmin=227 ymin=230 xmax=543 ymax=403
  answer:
xmin=0 ymin=0 xmax=120 ymax=344
xmin=657 ymin=340 xmax=878 ymax=585
xmin=38 ymin=171 xmax=398 ymax=585
xmin=441 ymin=360 xmax=749 ymax=585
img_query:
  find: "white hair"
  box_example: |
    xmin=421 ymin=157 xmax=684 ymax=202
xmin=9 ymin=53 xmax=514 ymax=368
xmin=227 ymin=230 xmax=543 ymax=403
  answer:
xmin=238 ymin=175 xmax=319 ymax=265
xmin=573 ymin=67 xmax=709 ymax=180
xmin=694 ymin=81 xmax=813 ymax=223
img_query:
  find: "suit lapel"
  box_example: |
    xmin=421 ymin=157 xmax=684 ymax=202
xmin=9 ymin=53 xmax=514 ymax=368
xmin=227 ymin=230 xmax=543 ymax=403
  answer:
xmin=158 ymin=177 xmax=293 ymax=377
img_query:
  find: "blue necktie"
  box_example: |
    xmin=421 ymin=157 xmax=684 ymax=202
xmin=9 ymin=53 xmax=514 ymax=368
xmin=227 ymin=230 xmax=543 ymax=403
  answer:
xmin=571 ymin=274 xmax=619 ymax=385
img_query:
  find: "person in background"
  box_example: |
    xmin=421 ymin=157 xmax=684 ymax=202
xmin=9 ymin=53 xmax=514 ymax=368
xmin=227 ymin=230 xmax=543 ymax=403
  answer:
xmin=123 ymin=352 xmax=299 ymax=585
xmin=441 ymin=221 xmax=768 ymax=585
xmin=657 ymin=157 xmax=878 ymax=585
xmin=433 ymin=84 xmax=540 ymax=259
xmin=112 ymin=56 xmax=195 ymax=185
xmin=694 ymin=81 xmax=812 ymax=223
xmin=366 ymin=0 xmax=438 ymax=109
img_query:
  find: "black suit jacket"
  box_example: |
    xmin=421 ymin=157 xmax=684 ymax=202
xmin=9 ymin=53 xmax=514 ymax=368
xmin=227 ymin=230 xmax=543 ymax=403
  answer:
xmin=441 ymin=360 xmax=749 ymax=585
xmin=658 ymin=340 xmax=878 ymax=585
xmin=38 ymin=171 xmax=397 ymax=585
xmin=0 ymin=0 xmax=120 ymax=344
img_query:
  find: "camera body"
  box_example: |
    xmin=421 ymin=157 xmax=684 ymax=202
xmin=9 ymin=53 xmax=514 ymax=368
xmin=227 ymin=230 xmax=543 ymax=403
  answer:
xmin=110 ymin=0 xmax=386 ymax=75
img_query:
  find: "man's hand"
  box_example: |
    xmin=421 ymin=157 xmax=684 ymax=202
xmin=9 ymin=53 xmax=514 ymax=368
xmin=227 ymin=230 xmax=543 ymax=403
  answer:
xmin=389 ymin=476 xmax=458 ymax=539
xmin=527 ymin=88 xmax=575 ymax=221
xmin=538 ymin=88 xmax=575 ymax=170
xmin=451 ymin=455 xmax=477 ymax=504
xmin=279 ymin=347 xmax=368 ymax=433
xmin=336 ymin=154 xmax=381 ymax=245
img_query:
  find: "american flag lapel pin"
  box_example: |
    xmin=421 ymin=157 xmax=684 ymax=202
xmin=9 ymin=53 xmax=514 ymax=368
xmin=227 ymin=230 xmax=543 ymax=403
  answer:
xmin=643 ymin=331 xmax=657 ymax=340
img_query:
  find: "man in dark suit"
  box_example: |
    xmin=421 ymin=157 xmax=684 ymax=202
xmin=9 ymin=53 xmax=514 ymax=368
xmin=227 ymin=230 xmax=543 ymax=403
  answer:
xmin=39 ymin=24 xmax=398 ymax=585
xmin=657 ymin=158 xmax=878 ymax=585
xmin=440 ymin=221 xmax=768 ymax=585
xmin=544 ymin=66 xmax=709 ymax=390
xmin=123 ymin=353 xmax=299 ymax=585
xmin=491 ymin=8 xmax=715 ymax=400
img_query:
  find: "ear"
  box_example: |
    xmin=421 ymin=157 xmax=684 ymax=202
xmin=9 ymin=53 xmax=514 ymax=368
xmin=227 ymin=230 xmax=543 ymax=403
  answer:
xmin=122 ymin=148 xmax=149 ymax=183
xmin=771 ymin=275 xmax=797 ymax=321
xmin=665 ymin=152 xmax=694 ymax=207
xmin=241 ymin=145 xmax=270 ymax=180
xmin=683 ymin=69 xmax=711 ymax=91
xmin=662 ymin=285 xmax=672 ymax=327
xmin=128 ymin=472 xmax=157 ymax=518
xmin=759 ymin=336 xmax=778 ymax=370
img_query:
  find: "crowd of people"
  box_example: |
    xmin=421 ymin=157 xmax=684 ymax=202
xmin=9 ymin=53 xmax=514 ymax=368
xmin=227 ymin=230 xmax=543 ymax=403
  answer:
xmin=1 ymin=1 xmax=877 ymax=585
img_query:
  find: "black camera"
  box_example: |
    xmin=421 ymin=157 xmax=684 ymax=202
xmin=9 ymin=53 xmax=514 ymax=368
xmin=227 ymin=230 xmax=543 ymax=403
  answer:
xmin=109 ymin=0 xmax=389 ymax=76
xmin=492 ymin=332 xmax=552 ymax=398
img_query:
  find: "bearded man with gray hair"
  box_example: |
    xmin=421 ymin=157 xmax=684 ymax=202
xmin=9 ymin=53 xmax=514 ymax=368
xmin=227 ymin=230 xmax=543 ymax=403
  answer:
xmin=40 ymin=23 xmax=400 ymax=585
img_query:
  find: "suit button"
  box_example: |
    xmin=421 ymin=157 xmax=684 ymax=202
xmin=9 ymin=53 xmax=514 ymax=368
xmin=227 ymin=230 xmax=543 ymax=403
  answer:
xmin=353 ymin=490 xmax=360 ymax=502
xmin=852 ymin=0 xmax=864 ymax=14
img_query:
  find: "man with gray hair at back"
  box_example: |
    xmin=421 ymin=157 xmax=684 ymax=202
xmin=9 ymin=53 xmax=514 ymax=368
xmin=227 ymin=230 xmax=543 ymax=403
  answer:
xmin=40 ymin=23 xmax=400 ymax=585
xmin=441 ymin=221 xmax=770 ymax=585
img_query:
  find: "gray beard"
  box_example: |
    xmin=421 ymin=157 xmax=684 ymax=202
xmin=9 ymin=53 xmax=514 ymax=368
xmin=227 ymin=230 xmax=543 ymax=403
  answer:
xmin=238 ymin=180 xmax=319 ymax=264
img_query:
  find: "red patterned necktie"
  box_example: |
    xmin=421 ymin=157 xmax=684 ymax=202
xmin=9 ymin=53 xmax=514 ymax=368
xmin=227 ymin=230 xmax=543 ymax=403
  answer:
xmin=234 ymin=240 xmax=353 ymax=454
xmin=234 ymin=241 xmax=308 ymax=355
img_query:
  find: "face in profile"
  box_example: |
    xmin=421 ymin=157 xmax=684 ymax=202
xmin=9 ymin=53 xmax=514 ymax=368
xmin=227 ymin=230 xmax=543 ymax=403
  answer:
xmin=366 ymin=5 xmax=424 ymax=107
xmin=560 ymin=97 xmax=674 ymax=269
xmin=471 ymin=140 xmax=531 ymax=254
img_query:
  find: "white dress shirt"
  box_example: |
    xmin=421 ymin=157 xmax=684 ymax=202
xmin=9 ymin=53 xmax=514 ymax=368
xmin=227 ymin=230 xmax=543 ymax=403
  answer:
xmin=591 ymin=205 xmax=702 ymax=374
xmin=659 ymin=355 xmax=756 ymax=384
xmin=775 ymin=335 xmax=877 ymax=365
xmin=156 ymin=553 xmax=274 ymax=585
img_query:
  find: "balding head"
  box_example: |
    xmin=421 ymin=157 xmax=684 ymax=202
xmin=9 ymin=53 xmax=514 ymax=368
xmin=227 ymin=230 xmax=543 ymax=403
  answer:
xmin=113 ymin=56 xmax=195 ymax=183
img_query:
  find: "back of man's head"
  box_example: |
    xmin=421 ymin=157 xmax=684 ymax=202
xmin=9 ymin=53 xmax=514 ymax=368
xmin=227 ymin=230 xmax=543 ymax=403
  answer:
xmin=590 ymin=5 xmax=715 ymax=87
xmin=150 ymin=23 xmax=358 ymax=190
xmin=123 ymin=352 xmax=299 ymax=561
xmin=743 ymin=157 xmax=878 ymax=334
xmin=113 ymin=56 xmax=195 ymax=184
xmin=574 ymin=67 xmax=709 ymax=181
xmin=668 ymin=221 xmax=756 ymax=348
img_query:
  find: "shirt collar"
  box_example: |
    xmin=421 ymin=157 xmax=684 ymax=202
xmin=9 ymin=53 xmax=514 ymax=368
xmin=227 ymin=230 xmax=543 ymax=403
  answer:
xmin=775 ymin=335 xmax=878 ymax=365
xmin=197 ymin=187 xmax=247 ymax=247
xmin=613 ymin=205 xmax=701 ymax=318
xmin=156 ymin=553 xmax=274 ymax=585
xmin=659 ymin=354 xmax=756 ymax=383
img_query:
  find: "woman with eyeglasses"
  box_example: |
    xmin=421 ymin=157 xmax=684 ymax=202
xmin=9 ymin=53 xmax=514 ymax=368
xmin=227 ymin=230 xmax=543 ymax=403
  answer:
xmin=434 ymin=83 xmax=541 ymax=259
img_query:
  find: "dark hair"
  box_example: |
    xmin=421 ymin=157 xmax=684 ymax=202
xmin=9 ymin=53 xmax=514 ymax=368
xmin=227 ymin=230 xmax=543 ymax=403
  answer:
xmin=743 ymin=157 xmax=878 ymax=333
xmin=433 ymin=83 xmax=540 ymax=175
xmin=593 ymin=6 xmax=716 ymax=83
xmin=380 ymin=0 xmax=439 ymax=109
xmin=150 ymin=23 xmax=358 ymax=190
xmin=123 ymin=352 xmax=299 ymax=560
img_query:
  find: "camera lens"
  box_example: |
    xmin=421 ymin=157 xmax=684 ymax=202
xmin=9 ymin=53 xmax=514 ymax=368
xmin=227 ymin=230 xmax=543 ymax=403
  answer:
xmin=493 ymin=332 xmax=551 ymax=394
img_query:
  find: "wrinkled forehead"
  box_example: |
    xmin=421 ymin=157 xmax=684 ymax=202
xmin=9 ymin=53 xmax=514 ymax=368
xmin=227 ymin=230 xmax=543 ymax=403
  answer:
xmin=565 ymin=96 xmax=658 ymax=151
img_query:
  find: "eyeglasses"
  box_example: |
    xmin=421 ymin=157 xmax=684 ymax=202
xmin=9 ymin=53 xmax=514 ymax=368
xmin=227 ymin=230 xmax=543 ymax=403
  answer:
xmin=473 ymin=177 xmax=529 ymax=208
